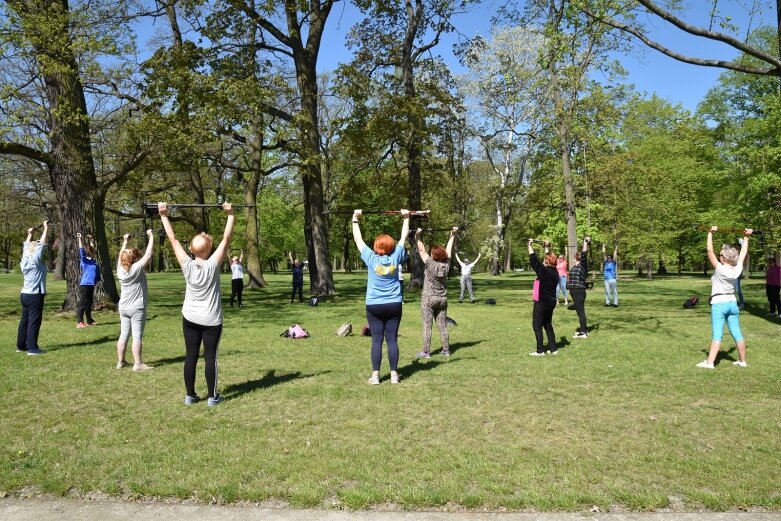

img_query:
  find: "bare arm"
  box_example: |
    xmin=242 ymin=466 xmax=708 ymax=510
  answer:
xmin=287 ymin=251 xmax=294 ymax=264
xmin=415 ymin=228 xmax=430 ymax=264
xmin=77 ymin=233 xmax=83 ymax=250
xmin=139 ymin=229 xmax=154 ymax=267
xmin=445 ymin=227 xmax=457 ymax=259
xmin=25 ymin=227 xmax=34 ymax=245
xmin=706 ymin=227 xmax=719 ymax=269
xmin=399 ymin=209 xmax=410 ymax=245
xmin=238 ymin=249 xmax=243 ymax=264
xmin=39 ymin=221 xmax=48 ymax=245
xmin=472 ymin=252 xmax=482 ymax=267
xmin=613 ymin=245 xmax=618 ymax=263
xmin=352 ymin=210 xmax=367 ymax=253
xmin=211 ymin=202 xmax=235 ymax=264
xmin=528 ymin=238 xmax=535 ymax=255
xmin=455 ymin=252 xmax=464 ymax=267
xmin=158 ymin=202 xmax=189 ymax=265
xmin=737 ymin=230 xmax=751 ymax=267
xmin=118 ymin=234 xmax=130 ymax=269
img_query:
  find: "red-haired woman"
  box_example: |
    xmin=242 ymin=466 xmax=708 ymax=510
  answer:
xmin=116 ymin=230 xmax=154 ymax=371
xmin=528 ymin=239 xmax=560 ymax=356
xmin=352 ymin=209 xmax=410 ymax=385
xmin=414 ymin=227 xmax=457 ymax=358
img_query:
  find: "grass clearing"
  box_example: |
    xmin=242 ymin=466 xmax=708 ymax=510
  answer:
xmin=0 ymin=270 xmax=779 ymax=511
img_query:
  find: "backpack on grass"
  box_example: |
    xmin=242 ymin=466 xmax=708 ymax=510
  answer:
xmin=281 ymin=324 xmax=310 ymax=338
xmin=335 ymin=322 xmax=352 ymax=337
xmin=683 ymin=296 xmax=699 ymax=309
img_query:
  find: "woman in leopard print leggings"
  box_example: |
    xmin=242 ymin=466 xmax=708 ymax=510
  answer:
xmin=414 ymin=227 xmax=458 ymax=358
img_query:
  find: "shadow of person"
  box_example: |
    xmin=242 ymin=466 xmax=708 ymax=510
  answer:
xmin=700 ymin=346 xmax=737 ymax=366
xmin=396 ymin=357 xmax=462 ymax=382
xmin=438 ymin=339 xmax=484 ymax=355
xmin=47 ymin=335 xmax=116 ymax=351
xmin=222 ymin=369 xmax=329 ymax=401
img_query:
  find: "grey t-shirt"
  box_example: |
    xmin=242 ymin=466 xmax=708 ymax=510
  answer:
xmin=423 ymin=257 xmax=450 ymax=299
xmin=117 ymin=260 xmax=148 ymax=311
xmin=181 ymin=256 xmax=223 ymax=326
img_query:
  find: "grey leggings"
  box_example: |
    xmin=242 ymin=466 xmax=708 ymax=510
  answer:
xmin=460 ymin=276 xmax=474 ymax=300
xmin=421 ymin=296 xmax=449 ymax=354
xmin=119 ymin=308 xmax=147 ymax=343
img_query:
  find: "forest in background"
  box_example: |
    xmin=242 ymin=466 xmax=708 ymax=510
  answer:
xmin=1 ymin=0 xmax=780 ymax=309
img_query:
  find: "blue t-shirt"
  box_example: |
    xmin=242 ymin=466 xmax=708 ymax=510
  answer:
xmin=361 ymin=244 xmax=408 ymax=305
xmin=79 ymin=248 xmax=101 ymax=286
xmin=604 ymin=260 xmax=617 ymax=281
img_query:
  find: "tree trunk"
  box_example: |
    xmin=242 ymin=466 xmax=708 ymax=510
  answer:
xmin=244 ymin=132 xmax=266 ymax=288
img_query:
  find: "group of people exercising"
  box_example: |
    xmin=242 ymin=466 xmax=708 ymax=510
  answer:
xmin=14 ymin=209 xmax=764 ymax=402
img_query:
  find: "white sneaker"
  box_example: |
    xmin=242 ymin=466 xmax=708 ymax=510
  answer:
xmin=573 ymin=332 xmax=588 ymax=339
xmin=390 ymin=372 xmax=400 ymax=384
xmin=528 ymin=352 xmax=545 ymax=356
xmin=732 ymin=360 xmax=747 ymax=367
xmin=368 ymin=375 xmax=380 ymax=385
xmin=696 ymin=361 xmax=715 ymax=369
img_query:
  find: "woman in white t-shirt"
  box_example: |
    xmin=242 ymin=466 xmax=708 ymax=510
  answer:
xmin=159 ymin=202 xmax=235 ymax=406
xmin=116 ymin=229 xmax=154 ymax=371
xmin=230 ymin=249 xmax=244 ymax=308
xmin=697 ymin=226 xmax=751 ymax=369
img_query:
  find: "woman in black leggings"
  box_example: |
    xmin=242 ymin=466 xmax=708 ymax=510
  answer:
xmin=352 ymin=208 xmax=410 ymax=385
xmin=567 ymin=237 xmax=591 ymax=339
xmin=528 ymin=239 xmax=560 ymax=356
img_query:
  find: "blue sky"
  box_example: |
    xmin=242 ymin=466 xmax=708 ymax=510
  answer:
xmin=313 ymin=1 xmax=774 ymax=113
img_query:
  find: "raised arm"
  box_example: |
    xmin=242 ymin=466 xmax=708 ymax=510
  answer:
xmin=212 ymin=202 xmax=235 ymax=264
xmin=287 ymin=251 xmax=294 ymax=264
xmin=471 ymin=252 xmax=482 ymax=267
xmin=415 ymin=228 xmax=430 ymax=264
xmin=445 ymin=227 xmax=458 ymax=259
xmin=737 ymin=229 xmax=752 ymax=267
xmin=118 ymin=233 xmax=130 ymax=268
xmin=238 ymin=249 xmax=243 ymax=264
xmin=602 ymin=243 xmax=607 ymax=261
xmin=76 ymin=232 xmax=84 ymax=251
xmin=528 ymin=238 xmax=535 ymax=255
xmin=139 ymin=229 xmax=154 ymax=267
xmin=455 ymin=252 xmax=464 ymax=267
xmin=613 ymin=244 xmax=618 ymax=263
xmin=39 ymin=221 xmax=48 ymax=245
xmin=25 ymin=227 xmax=34 ymax=245
xmin=352 ymin=210 xmax=367 ymax=252
xmin=399 ymin=209 xmax=410 ymax=245
xmin=158 ymin=202 xmax=189 ymax=266
xmin=706 ymin=226 xmax=719 ymax=269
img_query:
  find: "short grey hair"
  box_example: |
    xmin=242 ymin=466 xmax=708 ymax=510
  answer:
xmin=720 ymin=244 xmax=739 ymax=265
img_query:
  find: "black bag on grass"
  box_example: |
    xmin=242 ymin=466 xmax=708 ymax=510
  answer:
xmin=683 ymin=296 xmax=699 ymax=309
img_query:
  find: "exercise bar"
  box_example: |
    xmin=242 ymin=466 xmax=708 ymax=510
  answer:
xmin=143 ymin=203 xmax=255 ymax=216
xmin=325 ymin=210 xmax=430 ymax=216
xmin=694 ymin=225 xmax=764 ymax=236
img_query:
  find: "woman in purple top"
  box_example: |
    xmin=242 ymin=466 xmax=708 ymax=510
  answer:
xmin=765 ymin=253 xmax=781 ymax=317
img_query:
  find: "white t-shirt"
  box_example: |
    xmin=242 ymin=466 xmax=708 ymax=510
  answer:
xmin=711 ymin=262 xmax=741 ymax=305
xmin=460 ymin=261 xmax=474 ymax=277
xmin=117 ymin=260 xmax=148 ymax=311
xmin=231 ymin=262 xmax=244 ymax=280
xmin=181 ymin=256 xmax=223 ymax=326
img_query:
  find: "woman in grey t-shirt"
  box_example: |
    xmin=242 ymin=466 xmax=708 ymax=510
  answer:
xmin=414 ymin=227 xmax=457 ymax=358
xmin=159 ymin=202 xmax=235 ymax=406
xmin=116 ymin=229 xmax=154 ymax=371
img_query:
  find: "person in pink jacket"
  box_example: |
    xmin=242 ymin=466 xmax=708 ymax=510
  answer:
xmin=765 ymin=254 xmax=781 ymax=317
xmin=555 ymin=254 xmax=569 ymax=305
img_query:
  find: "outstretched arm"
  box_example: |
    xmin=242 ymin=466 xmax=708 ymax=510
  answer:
xmin=212 ymin=202 xmax=235 ymax=264
xmin=118 ymin=233 xmax=130 ymax=269
xmin=352 ymin=210 xmax=367 ymax=253
xmin=455 ymin=252 xmax=464 ymax=267
xmin=139 ymin=229 xmax=154 ymax=267
xmin=238 ymin=249 xmax=243 ymax=264
xmin=737 ymin=230 xmax=752 ymax=267
xmin=399 ymin=209 xmax=410 ymax=245
xmin=471 ymin=252 xmax=482 ymax=267
xmin=39 ymin=221 xmax=48 ymax=245
xmin=613 ymin=244 xmax=618 ymax=262
xmin=706 ymin=226 xmax=719 ymax=269
xmin=528 ymin=239 xmax=535 ymax=255
xmin=158 ymin=202 xmax=189 ymax=266
xmin=415 ymin=228 xmax=430 ymax=264
xmin=287 ymin=251 xmax=294 ymax=264
xmin=445 ymin=227 xmax=457 ymax=259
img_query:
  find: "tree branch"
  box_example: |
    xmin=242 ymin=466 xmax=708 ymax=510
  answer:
xmin=0 ymin=142 xmax=51 ymax=165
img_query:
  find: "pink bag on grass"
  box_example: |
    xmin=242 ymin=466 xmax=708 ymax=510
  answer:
xmin=532 ymin=279 xmax=540 ymax=302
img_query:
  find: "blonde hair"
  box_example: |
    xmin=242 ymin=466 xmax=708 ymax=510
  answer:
xmin=189 ymin=232 xmax=213 ymax=258
xmin=720 ymin=245 xmax=739 ymax=266
xmin=120 ymin=248 xmax=141 ymax=272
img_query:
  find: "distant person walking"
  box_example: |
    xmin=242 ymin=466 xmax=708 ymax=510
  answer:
xmin=567 ymin=237 xmax=591 ymax=339
xmin=455 ymin=252 xmax=481 ymax=303
xmin=528 ymin=239 xmax=559 ymax=356
xmin=414 ymin=227 xmax=457 ymax=359
xmin=697 ymin=226 xmax=751 ymax=369
xmin=230 ymin=250 xmax=244 ymax=308
xmin=76 ymin=233 xmax=100 ymax=328
xmin=556 ymin=254 xmax=569 ymax=305
xmin=116 ymin=230 xmax=154 ymax=371
xmin=159 ymin=201 xmax=235 ymax=406
xmin=288 ymin=252 xmax=304 ymax=303
xmin=603 ymin=244 xmax=618 ymax=307
xmin=352 ymin=208 xmax=410 ymax=385
xmin=765 ymin=253 xmax=781 ymax=317
xmin=17 ymin=221 xmax=48 ymax=355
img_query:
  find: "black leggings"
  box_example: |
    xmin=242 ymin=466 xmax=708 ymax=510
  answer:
xmin=230 ymin=278 xmax=243 ymax=307
xmin=570 ymin=288 xmax=588 ymax=333
xmin=532 ymin=298 xmax=557 ymax=353
xmin=77 ymin=285 xmax=95 ymax=323
xmin=291 ymin=282 xmax=303 ymax=302
xmin=766 ymin=284 xmax=781 ymax=314
xmin=17 ymin=293 xmax=45 ymax=351
xmin=182 ymin=317 xmax=222 ymax=398
xmin=366 ymin=302 xmax=402 ymax=371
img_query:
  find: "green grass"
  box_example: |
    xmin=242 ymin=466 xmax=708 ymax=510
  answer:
xmin=0 ymin=270 xmax=779 ymax=511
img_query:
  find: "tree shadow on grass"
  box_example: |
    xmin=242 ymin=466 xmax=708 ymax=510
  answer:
xmin=222 ymin=369 xmax=328 ymax=401
xmin=396 ymin=357 xmax=462 ymax=382
xmin=742 ymin=302 xmax=780 ymax=324
xmin=48 ymin=335 xmax=116 ymax=351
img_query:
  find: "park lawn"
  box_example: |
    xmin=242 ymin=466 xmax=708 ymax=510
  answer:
xmin=0 ymin=270 xmax=779 ymax=512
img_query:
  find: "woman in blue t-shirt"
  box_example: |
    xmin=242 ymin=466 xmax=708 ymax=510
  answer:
xmin=352 ymin=209 xmax=410 ymax=385
xmin=76 ymin=233 xmax=101 ymax=328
